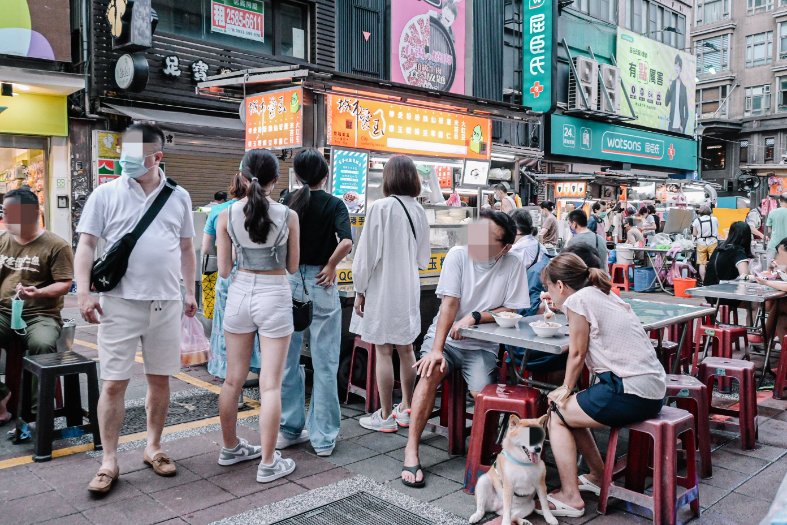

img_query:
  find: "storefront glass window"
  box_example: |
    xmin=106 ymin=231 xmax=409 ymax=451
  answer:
xmin=701 ymin=141 xmax=726 ymax=170
xmin=0 ymin=148 xmax=47 ymax=229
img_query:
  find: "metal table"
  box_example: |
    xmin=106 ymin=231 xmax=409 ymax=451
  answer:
xmin=686 ymin=282 xmax=786 ymax=385
xmin=458 ymin=298 xmax=715 ymax=387
xmin=627 ymin=247 xmax=695 ymax=294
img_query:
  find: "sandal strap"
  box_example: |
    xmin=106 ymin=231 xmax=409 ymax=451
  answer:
xmin=401 ymin=464 xmax=422 ymax=475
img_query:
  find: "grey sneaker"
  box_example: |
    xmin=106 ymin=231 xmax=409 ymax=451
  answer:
xmin=392 ymin=404 xmax=411 ymax=427
xmin=218 ymin=437 xmax=262 ymax=466
xmin=257 ymin=451 xmax=296 ymax=483
xmin=275 ymin=429 xmax=309 ymax=449
xmin=359 ymin=409 xmax=398 ymax=433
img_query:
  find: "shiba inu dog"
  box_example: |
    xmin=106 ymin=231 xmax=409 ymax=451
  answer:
xmin=469 ymin=415 xmax=557 ymax=525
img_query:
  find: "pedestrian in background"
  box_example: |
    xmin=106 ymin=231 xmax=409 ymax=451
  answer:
xmin=352 ymin=155 xmax=431 ymax=433
xmin=75 ymin=123 xmax=197 ymax=493
xmin=566 ymin=209 xmax=608 ymax=268
xmin=277 ymin=149 xmax=352 ymax=456
xmin=215 ymin=149 xmax=300 ymax=482
xmin=494 ymin=184 xmax=516 ymax=214
xmin=539 ymin=201 xmax=558 ymax=246
xmin=692 ymin=205 xmax=719 ymax=282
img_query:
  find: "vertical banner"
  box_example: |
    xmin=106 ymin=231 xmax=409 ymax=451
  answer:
xmin=331 ymin=149 xmax=369 ymax=215
xmin=522 ymin=0 xmax=557 ymax=113
xmin=390 ymin=0 xmax=466 ymax=95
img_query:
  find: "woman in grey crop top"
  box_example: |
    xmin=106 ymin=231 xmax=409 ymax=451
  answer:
xmin=215 ymin=149 xmax=300 ymax=484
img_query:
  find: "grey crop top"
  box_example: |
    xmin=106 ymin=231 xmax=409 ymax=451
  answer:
xmin=226 ymin=201 xmax=290 ymax=271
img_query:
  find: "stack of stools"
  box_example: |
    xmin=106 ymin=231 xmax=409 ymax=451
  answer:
xmin=345 ymin=336 xmax=380 ymax=413
xmin=18 ymin=351 xmax=101 ymax=462
xmin=698 ymin=357 xmax=758 ymax=449
xmin=664 ymin=374 xmax=713 ymax=479
xmin=599 ymin=405 xmax=700 ymax=525
xmin=610 ymin=263 xmax=633 ymax=293
xmin=462 ymin=383 xmax=542 ymax=494
xmin=774 ymin=335 xmax=787 ymax=400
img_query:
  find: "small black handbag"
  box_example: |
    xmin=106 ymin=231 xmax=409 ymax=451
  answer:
xmin=91 ymin=179 xmax=177 ymax=293
xmin=292 ymin=268 xmax=313 ymax=332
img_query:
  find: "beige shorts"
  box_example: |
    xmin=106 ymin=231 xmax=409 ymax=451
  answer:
xmin=697 ymin=242 xmax=718 ymax=265
xmin=97 ymin=296 xmax=182 ymax=380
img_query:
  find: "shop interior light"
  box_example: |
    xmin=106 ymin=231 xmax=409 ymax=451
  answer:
xmin=14 ymin=84 xmax=31 ymax=92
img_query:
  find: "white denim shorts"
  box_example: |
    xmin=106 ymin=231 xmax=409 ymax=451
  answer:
xmin=97 ymin=296 xmax=182 ymax=380
xmin=223 ymin=272 xmax=293 ymax=338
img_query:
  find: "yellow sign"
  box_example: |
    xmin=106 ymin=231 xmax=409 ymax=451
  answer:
xmin=0 ymin=93 xmax=67 ymax=136
xmin=713 ymin=208 xmax=749 ymax=239
xmin=97 ymin=131 xmax=122 ymax=159
xmin=337 ymin=251 xmax=448 ymax=284
xmin=350 ymin=216 xmax=365 ymax=227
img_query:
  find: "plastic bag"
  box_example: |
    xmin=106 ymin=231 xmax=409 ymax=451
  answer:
xmin=181 ymin=316 xmax=210 ymax=367
xmin=445 ymin=191 xmax=462 ymax=207
xmin=649 ymin=233 xmax=672 ymax=248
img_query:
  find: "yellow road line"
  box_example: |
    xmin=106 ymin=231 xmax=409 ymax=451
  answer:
xmin=74 ymin=338 xmax=98 ymax=350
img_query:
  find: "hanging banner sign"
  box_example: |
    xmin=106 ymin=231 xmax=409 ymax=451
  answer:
xmin=326 ymin=94 xmax=491 ymax=160
xmin=331 ymin=149 xmax=369 ymax=215
xmin=211 ymin=0 xmax=265 ymax=43
xmin=522 ymin=0 xmax=557 ymax=113
xmin=244 ymin=87 xmax=303 ymax=150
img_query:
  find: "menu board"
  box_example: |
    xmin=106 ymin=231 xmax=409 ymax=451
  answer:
xmin=326 ymin=94 xmax=491 ymax=160
xmin=554 ymin=181 xmax=587 ymax=198
xmin=245 ymin=87 xmax=303 ymax=150
xmin=331 ymin=149 xmax=369 ymax=214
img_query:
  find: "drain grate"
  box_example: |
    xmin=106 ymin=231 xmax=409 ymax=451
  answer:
xmin=271 ymin=492 xmax=434 ymax=525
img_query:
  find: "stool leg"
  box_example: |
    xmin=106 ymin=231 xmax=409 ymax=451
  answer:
xmin=684 ymin=428 xmax=700 ymax=517
xmin=625 ymin=431 xmax=649 ymax=493
xmin=678 ymin=395 xmax=712 ymax=479
xmin=15 ymin=369 xmax=33 ymax=443
xmin=345 ymin=347 xmax=357 ymax=405
xmin=63 ymin=374 xmax=83 ymax=428
xmin=464 ymin=406 xmax=490 ymax=494
xmin=33 ymin=373 xmax=56 ymax=462
xmin=599 ymin=427 xmax=620 ymax=515
xmin=86 ymin=367 xmax=102 ymax=451
xmin=739 ymin=373 xmax=756 ymax=450
xmin=653 ymin=428 xmax=666 ymax=525
xmin=448 ymin=373 xmax=467 ymax=455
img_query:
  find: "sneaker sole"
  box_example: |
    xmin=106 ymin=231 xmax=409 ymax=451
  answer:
xmin=396 ymin=421 xmax=410 ymax=428
xmin=275 ymin=437 xmax=309 ymax=450
xmin=218 ymin=451 xmax=262 ymax=466
xmin=359 ymin=421 xmax=398 ymax=432
xmin=257 ymin=462 xmax=296 ymax=483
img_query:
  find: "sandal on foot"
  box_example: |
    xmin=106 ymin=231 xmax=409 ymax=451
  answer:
xmin=401 ymin=464 xmax=425 ymax=488
xmin=578 ymin=474 xmax=601 ymax=496
xmin=535 ymin=495 xmax=585 ymax=518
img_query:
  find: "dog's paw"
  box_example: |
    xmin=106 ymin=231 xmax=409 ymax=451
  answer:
xmin=468 ymin=511 xmax=484 ymax=524
xmin=514 ymin=519 xmax=532 ymax=525
xmin=544 ymin=514 xmax=559 ymax=525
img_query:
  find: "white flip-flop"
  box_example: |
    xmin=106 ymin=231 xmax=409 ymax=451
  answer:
xmin=535 ymin=495 xmax=585 ymax=518
xmin=578 ymin=474 xmax=601 ymax=496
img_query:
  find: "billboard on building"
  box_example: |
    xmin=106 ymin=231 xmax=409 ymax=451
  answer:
xmin=0 ymin=0 xmax=71 ymax=61
xmin=390 ymin=0 xmax=466 ymax=95
xmin=521 ymin=0 xmax=557 ymax=113
xmin=616 ymin=28 xmax=696 ymax=135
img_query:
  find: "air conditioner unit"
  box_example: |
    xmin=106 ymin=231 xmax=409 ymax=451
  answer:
xmin=568 ymin=57 xmax=599 ymax=111
xmin=598 ymin=64 xmax=620 ymax=114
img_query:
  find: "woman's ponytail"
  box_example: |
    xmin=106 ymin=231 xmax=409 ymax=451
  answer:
xmin=288 ymin=148 xmax=329 ymax=218
xmin=240 ymin=149 xmax=279 ymax=244
xmin=588 ymin=267 xmax=613 ymax=295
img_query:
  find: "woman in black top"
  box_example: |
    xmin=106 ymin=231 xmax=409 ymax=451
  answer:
xmin=278 ymin=149 xmax=353 ymax=457
xmin=704 ymin=221 xmax=753 ymax=285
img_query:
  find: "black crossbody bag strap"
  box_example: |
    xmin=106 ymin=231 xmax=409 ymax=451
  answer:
xmin=130 ymin=178 xmax=177 ymax=240
xmin=392 ymin=196 xmax=416 ymax=238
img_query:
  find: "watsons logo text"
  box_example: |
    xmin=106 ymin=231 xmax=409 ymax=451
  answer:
xmin=601 ymin=132 xmax=664 ymax=160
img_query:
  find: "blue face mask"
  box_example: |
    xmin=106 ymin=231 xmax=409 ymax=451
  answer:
xmin=11 ymin=294 xmax=27 ymax=334
xmin=120 ymin=150 xmax=156 ymax=179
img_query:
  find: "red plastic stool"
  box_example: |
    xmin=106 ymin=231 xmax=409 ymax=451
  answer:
xmin=463 ymin=384 xmax=542 ymax=494
xmin=698 ymin=357 xmax=758 ymax=449
xmin=651 ymin=340 xmax=680 ymax=373
xmin=665 ymin=374 xmax=712 ymax=479
xmin=425 ymin=368 xmax=472 ymax=456
xmin=692 ymin=322 xmax=748 ymax=393
xmin=774 ymin=335 xmax=787 ymax=400
xmin=345 ymin=336 xmax=379 ymax=413
xmin=610 ymin=263 xmax=633 ymax=292
xmin=599 ymin=406 xmax=700 ymax=525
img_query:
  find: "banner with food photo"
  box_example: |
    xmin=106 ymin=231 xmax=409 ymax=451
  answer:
xmin=331 ymin=149 xmax=369 ymax=215
xmin=391 ymin=0 xmax=466 ymax=95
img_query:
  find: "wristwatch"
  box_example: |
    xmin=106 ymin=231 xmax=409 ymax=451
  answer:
xmin=471 ymin=311 xmax=482 ymax=325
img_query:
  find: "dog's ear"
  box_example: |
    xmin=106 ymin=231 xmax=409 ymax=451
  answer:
xmin=509 ymin=415 xmax=521 ymax=426
xmin=537 ymin=414 xmax=548 ymax=427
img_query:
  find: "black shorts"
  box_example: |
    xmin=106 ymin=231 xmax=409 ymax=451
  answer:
xmin=576 ymin=372 xmax=663 ymax=428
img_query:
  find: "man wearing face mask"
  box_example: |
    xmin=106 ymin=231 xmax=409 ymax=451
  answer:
xmin=400 ymin=210 xmax=530 ymax=488
xmin=74 ymin=123 xmax=197 ymax=494
xmin=0 ymin=188 xmax=73 ymax=424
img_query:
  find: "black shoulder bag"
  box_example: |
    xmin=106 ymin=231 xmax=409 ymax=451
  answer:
xmin=91 ymin=179 xmax=177 ymax=292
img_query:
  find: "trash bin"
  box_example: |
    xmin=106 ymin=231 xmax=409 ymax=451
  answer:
xmin=673 ymin=277 xmax=697 ymax=299
xmin=57 ymin=319 xmax=76 ymax=353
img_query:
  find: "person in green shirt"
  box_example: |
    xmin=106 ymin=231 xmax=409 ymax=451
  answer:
xmin=767 ymin=195 xmax=787 ymax=255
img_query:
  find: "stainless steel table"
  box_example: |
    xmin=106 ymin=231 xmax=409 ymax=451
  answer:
xmin=686 ymin=282 xmax=786 ymax=385
xmin=627 ymin=247 xmax=695 ymax=294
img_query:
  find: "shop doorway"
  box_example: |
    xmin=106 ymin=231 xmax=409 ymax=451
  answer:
xmin=0 ymin=136 xmax=48 ymax=230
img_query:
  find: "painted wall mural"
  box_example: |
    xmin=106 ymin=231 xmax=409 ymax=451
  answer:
xmin=0 ymin=0 xmax=71 ymax=62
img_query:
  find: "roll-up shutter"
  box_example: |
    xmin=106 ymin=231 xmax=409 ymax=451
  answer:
xmin=337 ymin=0 xmax=386 ymax=79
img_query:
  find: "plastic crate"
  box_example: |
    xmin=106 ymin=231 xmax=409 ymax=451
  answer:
xmin=633 ymin=267 xmax=657 ymax=292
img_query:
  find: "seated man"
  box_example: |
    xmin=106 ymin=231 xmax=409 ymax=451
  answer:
xmin=401 ymin=210 xmax=530 ymax=487
xmin=0 ymin=188 xmax=73 ymax=422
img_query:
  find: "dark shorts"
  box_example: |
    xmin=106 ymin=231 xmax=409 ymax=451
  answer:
xmin=576 ymin=372 xmax=663 ymax=428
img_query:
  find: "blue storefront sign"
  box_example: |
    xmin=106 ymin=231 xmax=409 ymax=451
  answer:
xmin=521 ymin=0 xmax=557 ymax=113
xmin=331 ymin=149 xmax=369 ymax=215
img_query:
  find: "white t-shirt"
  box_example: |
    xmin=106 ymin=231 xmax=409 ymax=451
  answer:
xmin=421 ymin=246 xmax=530 ymax=354
xmin=509 ymin=235 xmax=541 ymax=269
xmin=692 ymin=215 xmax=719 ymax=246
xmin=77 ymin=170 xmax=195 ymax=300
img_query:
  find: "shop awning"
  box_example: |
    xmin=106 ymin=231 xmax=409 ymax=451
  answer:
xmin=102 ymin=104 xmax=244 ymax=136
xmin=0 ymin=66 xmax=84 ymax=95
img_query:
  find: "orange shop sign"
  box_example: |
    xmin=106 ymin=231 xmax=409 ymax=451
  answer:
xmin=245 ymin=87 xmax=303 ymax=150
xmin=326 ymin=94 xmax=491 ymax=160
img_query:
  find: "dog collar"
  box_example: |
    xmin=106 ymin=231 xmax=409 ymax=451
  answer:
xmin=501 ymin=449 xmax=537 ymax=467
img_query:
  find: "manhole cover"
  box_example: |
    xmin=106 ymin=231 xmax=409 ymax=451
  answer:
xmin=120 ymin=391 xmax=251 ymax=436
xmin=271 ymin=492 xmax=433 ymax=525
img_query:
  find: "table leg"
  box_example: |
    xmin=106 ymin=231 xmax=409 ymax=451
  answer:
xmin=759 ymin=304 xmax=776 ymax=387
xmin=672 ymin=322 xmax=689 ymax=375
xmin=648 ymin=252 xmax=669 ymax=294
xmin=701 ymin=299 xmax=721 ymax=361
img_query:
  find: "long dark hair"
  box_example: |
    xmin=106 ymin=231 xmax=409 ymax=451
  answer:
xmin=240 ymin=149 xmax=280 ymax=244
xmin=511 ymin=208 xmax=533 ymax=236
xmin=541 ymin=253 xmax=612 ymax=295
xmin=722 ymin=221 xmax=753 ymax=258
xmin=288 ymin=148 xmax=329 ymax=217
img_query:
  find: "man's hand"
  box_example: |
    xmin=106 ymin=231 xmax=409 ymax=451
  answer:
xmin=414 ymin=351 xmax=446 ymax=378
xmin=316 ymin=264 xmax=337 ymax=287
xmin=184 ymin=294 xmax=198 ymax=318
xmin=78 ymin=293 xmax=103 ymax=324
xmin=449 ymin=315 xmax=476 ymax=341
xmin=15 ymin=284 xmax=39 ymax=300
xmin=354 ymin=293 xmax=365 ymax=317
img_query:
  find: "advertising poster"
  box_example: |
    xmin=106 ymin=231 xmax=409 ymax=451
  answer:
xmin=390 ymin=0 xmax=466 ymax=95
xmin=93 ymin=130 xmax=122 ymax=185
xmin=521 ymin=0 xmax=557 ymax=113
xmin=462 ymin=160 xmax=490 ymax=186
xmin=244 ymin=87 xmax=303 ymax=150
xmin=211 ymin=0 xmax=264 ymax=42
xmin=617 ymin=28 xmax=696 ymax=135
xmin=331 ymin=149 xmax=369 ymax=215
xmin=1 ymin=0 xmax=71 ymax=61
xmin=327 ymin=94 xmax=491 ymax=160
xmin=97 ymin=159 xmax=119 ymax=185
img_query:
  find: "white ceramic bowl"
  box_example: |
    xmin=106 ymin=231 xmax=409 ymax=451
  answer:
xmin=492 ymin=312 xmax=523 ymax=328
xmin=529 ymin=321 xmax=563 ymax=338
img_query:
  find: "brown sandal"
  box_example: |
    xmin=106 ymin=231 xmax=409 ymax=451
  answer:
xmin=87 ymin=467 xmax=120 ymax=494
xmin=143 ymin=451 xmax=177 ymax=477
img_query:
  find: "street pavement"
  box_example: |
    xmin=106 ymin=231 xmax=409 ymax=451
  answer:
xmin=0 ymin=292 xmax=785 ymax=524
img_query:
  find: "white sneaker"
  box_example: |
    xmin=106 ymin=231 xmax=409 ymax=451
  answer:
xmin=276 ymin=429 xmax=309 ymax=449
xmin=392 ymin=404 xmax=411 ymax=427
xmin=359 ymin=409 xmax=398 ymax=433
xmin=218 ymin=437 xmax=261 ymax=466
xmin=256 ymin=451 xmax=296 ymax=483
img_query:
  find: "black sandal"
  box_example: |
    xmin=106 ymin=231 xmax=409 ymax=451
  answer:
xmin=401 ymin=464 xmax=425 ymax=488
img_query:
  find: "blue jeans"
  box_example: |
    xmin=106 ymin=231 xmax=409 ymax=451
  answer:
xmin=280 ymin=265 xmax=342 ymax=452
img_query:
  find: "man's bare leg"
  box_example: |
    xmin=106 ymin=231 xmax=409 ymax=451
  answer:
xmin=402 ymin=369 xmax=447 ymax=484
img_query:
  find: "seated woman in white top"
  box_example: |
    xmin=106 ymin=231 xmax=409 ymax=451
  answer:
xmin=509 ymin=208 xmax=543 ymax=268
xmin=534 ymin=253 xmax=666 ymax=520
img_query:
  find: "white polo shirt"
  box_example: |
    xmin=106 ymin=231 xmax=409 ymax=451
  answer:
xmin=77 ymin=169 xmax=194 ymax=301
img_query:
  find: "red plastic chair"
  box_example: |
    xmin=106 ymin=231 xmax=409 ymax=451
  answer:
xmin=698 ymin=357 xmax=758 ymax=449
xmin=664 ymin=374 xmax=712 ymax=479
xmin=610 ymin=263 xmax=633 ymax=293
xmin=345 ymin=336 xmax=379 ymax=413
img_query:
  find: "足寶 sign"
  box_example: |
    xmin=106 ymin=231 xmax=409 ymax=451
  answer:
xmin=331 ymin=149 xmax=368 ymax=215
xmin=522 ymin=0 xmax=556 ymax=113
xmin=211 ymin=0 xmax=264 ymax=43
xmin=550 ymin=114 xmax=697 ymax=171
xmin=244 ymin=87 xmax=303 ymax=150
